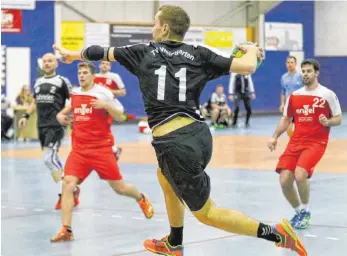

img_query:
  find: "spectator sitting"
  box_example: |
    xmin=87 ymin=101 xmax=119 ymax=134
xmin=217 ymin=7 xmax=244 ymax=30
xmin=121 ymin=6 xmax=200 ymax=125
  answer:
xmin=15 ymin=84 xmax=34 ymax=107
xmin=201 ymin=84 xmax=232 ymax=129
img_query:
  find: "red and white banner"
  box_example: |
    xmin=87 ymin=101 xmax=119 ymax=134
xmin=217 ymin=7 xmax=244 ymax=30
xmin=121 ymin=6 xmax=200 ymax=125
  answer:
xmin=1 ymin=10 xmax=23 ymax=33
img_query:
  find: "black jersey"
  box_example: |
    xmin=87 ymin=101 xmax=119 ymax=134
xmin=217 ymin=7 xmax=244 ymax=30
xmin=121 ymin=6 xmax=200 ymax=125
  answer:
xmin=114 ymin=41 xmax=233 ymax=128
xmin=33 ymin=75 xmax=71 ymax=128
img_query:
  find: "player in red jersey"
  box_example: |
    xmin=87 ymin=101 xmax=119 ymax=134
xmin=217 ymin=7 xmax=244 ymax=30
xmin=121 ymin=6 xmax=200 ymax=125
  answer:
xmin=94 ymin=61 xmax=126 ymax=160
xmin=50 ymin=62 xmax=153 ymax=243
xmin=268 ymin=59 xmax=342 ymax=229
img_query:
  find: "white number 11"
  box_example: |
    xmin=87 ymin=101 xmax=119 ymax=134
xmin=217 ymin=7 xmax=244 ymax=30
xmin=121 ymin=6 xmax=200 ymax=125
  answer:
xmin=155 ymin=65 xmax=187 ymax=102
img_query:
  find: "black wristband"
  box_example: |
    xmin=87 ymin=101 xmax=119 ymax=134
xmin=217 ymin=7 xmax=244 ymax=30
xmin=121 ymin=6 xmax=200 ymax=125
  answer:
xmin=81 ymin=47 xmax=92 ymax=62
xmin=81 ymin=45 xmax=104 ymax=61
xmin=22 ymin=113 xmax=30 ymax=119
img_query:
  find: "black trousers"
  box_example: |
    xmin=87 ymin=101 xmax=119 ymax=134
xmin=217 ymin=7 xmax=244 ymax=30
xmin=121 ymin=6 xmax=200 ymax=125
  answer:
xmin=232 ymin=93 xmax=252 ymax=125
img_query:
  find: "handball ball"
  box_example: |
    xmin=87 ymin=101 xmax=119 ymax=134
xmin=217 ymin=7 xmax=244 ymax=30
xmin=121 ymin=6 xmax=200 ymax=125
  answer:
xmin=232 ymin=42 xmax=262 ymax=68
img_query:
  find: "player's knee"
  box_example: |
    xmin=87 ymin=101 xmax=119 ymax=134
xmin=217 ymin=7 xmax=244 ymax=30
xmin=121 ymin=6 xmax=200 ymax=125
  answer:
xmin=279 ymin=171 xmax=294 ymax=189
xmin=194 ymin=210 xmax=212 ymax=226
xmin=112 ymin=183 xmax=126 ymax=195
xmin=62 ymin=177 xmax=77 ymax=192
xmin=43 ymin=149 xmax=52 ymax=167
xmin=114 ymin=187 xmax=126 ymax=195
xmin=193 ymin=199 xmax=214 ymax=226
xmin=43 ymin=147 xmax=61 ymax=171
xmin=294 ymin=167 xmax=308 ymax=182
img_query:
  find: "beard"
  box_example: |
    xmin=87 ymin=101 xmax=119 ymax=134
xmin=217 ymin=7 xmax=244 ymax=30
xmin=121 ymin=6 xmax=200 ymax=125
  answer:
xmin=303 ymin=77 xmax=313 ymax=86
xmin=43 ymin=69 xmax=55 ymax=76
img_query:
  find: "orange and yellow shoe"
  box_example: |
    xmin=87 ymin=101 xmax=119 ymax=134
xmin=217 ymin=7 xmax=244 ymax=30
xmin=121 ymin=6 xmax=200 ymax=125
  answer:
xmin=137 ymin=194 xmax=154 ymax=219
xmin=50 ymin=226 xmax=74 ymax=243
xmin=274 ymin=219 xmax=308 ymax=256
xmin=55 ymin=194 xmax=62 ymax=210
xmin=144 ymin=236 xmax=184 ymax=256
xmin=55 ymin=186 xmax=81 ymax=210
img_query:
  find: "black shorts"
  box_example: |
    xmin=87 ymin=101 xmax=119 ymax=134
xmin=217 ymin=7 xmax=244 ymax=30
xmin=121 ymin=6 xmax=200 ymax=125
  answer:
xmin=152 ymin=121 xmax=212 ymax=211
xmin=38 ymin=126 xmax=65 ymax=149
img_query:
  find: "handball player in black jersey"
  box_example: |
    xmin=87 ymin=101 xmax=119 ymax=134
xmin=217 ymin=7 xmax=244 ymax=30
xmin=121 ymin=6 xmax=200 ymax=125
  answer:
xmin=52 ymin=5 xmax=306 ymax=256
xmin=19 ymin=53 xmax=80 ymax=210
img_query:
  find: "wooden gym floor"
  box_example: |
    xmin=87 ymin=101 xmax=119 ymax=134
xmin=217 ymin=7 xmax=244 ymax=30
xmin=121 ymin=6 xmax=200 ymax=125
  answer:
xmin=1 ymin=114 xmax=346 ymax=256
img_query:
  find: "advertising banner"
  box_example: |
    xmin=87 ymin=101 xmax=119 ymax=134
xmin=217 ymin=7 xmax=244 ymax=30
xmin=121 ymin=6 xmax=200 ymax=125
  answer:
xmin=110 ymin=25 xmax=152 ymax=46
xmin=265 ymin=22 xmax=303 ymax=51
xmin=1 ymin=10 xmax=22 ymax=33
xmin=61 ymin=22 xmax=85 ymax=51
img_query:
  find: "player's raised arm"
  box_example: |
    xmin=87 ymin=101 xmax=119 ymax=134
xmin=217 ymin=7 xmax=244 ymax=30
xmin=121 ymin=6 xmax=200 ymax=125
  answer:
xmin=53 ymin=44 xmax=145 ymax=76
xmin=201 ymin=43 xmax=264 ymax=81
xmin=53 ymin=44 xmax=116 ymax=63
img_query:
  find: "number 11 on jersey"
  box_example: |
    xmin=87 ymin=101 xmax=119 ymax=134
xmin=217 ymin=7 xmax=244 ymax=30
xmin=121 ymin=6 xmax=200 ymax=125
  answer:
xmin=155 ymin=65 xmax=187 ymax=102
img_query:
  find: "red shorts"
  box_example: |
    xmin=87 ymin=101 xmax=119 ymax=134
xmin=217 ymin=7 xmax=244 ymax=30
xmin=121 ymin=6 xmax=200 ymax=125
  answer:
xmin=276 ymin=140 xmax=327 ymax=178
xmin=64 ymin=147 xmax=122 ymax=183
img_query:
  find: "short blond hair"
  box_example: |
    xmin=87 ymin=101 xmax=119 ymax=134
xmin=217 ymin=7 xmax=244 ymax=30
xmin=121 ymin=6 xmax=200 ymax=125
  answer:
xmin=158 ymin=5 xmax=190 ymax=40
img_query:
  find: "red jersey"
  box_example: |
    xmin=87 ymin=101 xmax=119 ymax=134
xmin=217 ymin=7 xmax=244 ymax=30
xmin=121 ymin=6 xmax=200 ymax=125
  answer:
xmin=284 ymin=84 xmax=341 ymax=142
xmin=70 ymin=85 xmax=114 ymax=150
xmin=94 ymin=72 xmax=125 ymax=92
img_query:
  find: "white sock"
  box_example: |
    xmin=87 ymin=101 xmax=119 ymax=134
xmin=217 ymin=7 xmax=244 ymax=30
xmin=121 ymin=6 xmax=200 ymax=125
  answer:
xmin=302 ymin=204 xmax=309 ymax=212
xmin=57 ymin=180 xmax=63 ymax=194
xmin=294 ymin=206 xmax=301 ymax=213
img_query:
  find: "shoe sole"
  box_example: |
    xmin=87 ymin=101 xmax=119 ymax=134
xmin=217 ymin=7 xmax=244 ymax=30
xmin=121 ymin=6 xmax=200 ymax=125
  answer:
xmin=144 ymin=245 xmax=175 ymax=256
xmin=281 ymin=219 xmax=308 ymax=256
xmin=144 ymin=211 xmax=154 ymax=219
xmin=296 ymin=217 xmax=311 ymax=229
xmin=50 ymin=236 xmax=74 ymax=243
xmin=296 ymin=224 xmax=310 ymax=229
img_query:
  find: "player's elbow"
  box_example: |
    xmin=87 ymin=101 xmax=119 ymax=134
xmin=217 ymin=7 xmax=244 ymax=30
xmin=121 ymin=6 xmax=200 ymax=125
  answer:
xmin=282 ymin=115 xmax=291 ymax=124
xmin=114 ymin=116 xmax=123 ymax=122
xmin=113 ymin=111 xmax=124 ymax=122
xmin=120 ymin=89 xmax=126 ymax=97
xmin=335 ymin=115 xmax=342 ymax=125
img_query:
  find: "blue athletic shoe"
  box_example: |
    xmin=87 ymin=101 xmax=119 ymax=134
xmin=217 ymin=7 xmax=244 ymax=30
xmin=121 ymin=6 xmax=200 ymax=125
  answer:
xmin=296 ymin=209 xmax=311 ymax=229
xmin=289 ymin=211 xmax=301 ymax=228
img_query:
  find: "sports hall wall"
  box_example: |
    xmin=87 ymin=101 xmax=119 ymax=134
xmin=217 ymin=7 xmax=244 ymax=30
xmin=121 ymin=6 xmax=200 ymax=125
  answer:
xmin=262 ymin=1 xmax=347 ymax=112
xmin=2 ymin=1 xmax=346 ymax=118
xmin=2 ymin=1 xmax=54 ymax=98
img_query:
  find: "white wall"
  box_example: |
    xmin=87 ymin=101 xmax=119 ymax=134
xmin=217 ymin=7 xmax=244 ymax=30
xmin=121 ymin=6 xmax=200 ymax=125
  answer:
xmin=59 ymin=0 xmax=254 ymax=27
xmin=60 ymin=1 xmax=155 ymax=23
xmin=6 ymin=47 xmax=31 ymax=104
xmin=315 ymin=2 xmax=347 ymax=56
